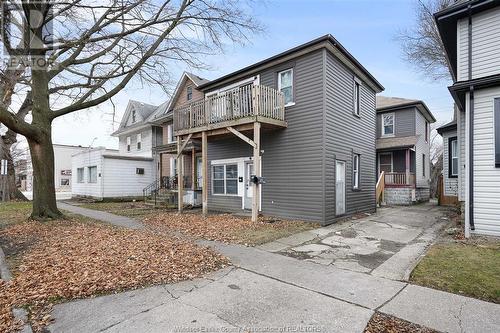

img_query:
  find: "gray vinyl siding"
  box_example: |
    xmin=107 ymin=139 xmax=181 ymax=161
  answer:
xmin=207 ymin=138 xmax=250 ymax=212
xmin=457 ymin=7 xmax=500 ymax=81
xmin=324 ymin=51 xmax=376 ymax=223
xmin=376 ymin=107 xmax=416 ymax=138
xmin=204 ymin=48 xmax=377 ymax=224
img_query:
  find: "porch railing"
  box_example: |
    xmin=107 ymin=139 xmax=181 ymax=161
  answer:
xmin=173 ymin=85 xmax=285 ymax=132
xmin=384 ymin=172 xmax=416 ymax=187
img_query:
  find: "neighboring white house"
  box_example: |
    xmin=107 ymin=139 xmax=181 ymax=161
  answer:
xmin=24 ymin=144 xmax=88 ymax=192
xmin=435 ymin=0 xmax=500 ymax=237
xmin=71 ymin=148 xmax=154 ymax=199
xmin=71 ymin=100 xmax=163 ymax=199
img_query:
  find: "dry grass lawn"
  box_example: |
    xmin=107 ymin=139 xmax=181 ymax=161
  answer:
xmin=410 ymin=240 xmax=500 ymax=304
xmin=143 ymin=212 xmax=319 ymax=245
xmin=0 ymin=210 xmax=228 ymax=332
xmin=78 ymin=201 xmax=156 ymax=218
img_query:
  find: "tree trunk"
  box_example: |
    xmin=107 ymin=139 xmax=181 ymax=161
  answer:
xmin=27 ymin=124 xmax=62 ymax=219
xmin=0 ymin=135 xmax=28 ymax=202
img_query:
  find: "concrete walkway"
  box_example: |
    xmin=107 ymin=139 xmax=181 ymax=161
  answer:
xmin=57 ymin=202 xmax=143 ymax=229
xmin=47 ymin=203 xmax=500 ymax=333
xmin=48 ymin=242 xmax=500 ymax=333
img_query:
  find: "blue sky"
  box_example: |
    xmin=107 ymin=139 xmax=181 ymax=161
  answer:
xmin=53 ymin=0 xmax=454 ymax=148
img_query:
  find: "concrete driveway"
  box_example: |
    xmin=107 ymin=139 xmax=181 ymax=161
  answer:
xmin=259 ymin=202 xmax=448 ymax=280
xmin=48 ymin=203 xmax=500 ymax=333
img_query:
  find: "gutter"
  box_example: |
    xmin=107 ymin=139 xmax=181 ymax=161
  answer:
xmin=468 ymin=4 xmax=475 ymax=231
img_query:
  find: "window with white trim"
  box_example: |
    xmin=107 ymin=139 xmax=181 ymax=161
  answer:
xmin=354 ymin=82 xmax=360 ymax=116
xmin=88 ymin=166 xmax=97 ymax=183
xmin=77 ymin=168 xmax=84 ymax=183
xmin=212 ymin=164 xmax=238 ymax=195
xmin=449 ymin=137 xmax=458 ymax=177
xmin=353 ymin=154 xmax=360 ymax=189
xmin=422 ymin=154 xmax=426 ymax=177
xmin=382 ymin=113 xmax=394 ymax=136
xmin=278 ymin=68 xmax=293 ymax=105
xmin=187 ymin=86 xmax=193 ymax=101
xmin=167 ymin=124 xmax=176 ymax=144
xmin=126 ymin=136 xmax=131 ymax=152
xmin=137 ymin=133 xmax=142 ymax=150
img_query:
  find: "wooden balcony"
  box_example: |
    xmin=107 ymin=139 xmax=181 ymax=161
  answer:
xmin=173 ymin=85 xmax=286 ymax=137
xmin=384 ymin=172 xmax=416 ymax=187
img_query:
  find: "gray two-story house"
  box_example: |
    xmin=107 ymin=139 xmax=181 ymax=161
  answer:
xmin=375 ymin=97 xmax=436 ymax=205
xmin=165 ymin=35 xmax=384 ymax=225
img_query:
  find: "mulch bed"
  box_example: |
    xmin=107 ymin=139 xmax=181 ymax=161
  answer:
xmin=143 ymin=212 xmax=313 ymax=245
xmin=0 ymin=219 xmax=228 ymax=332
xmin=364 ymin=312 xmax=439 ymax=333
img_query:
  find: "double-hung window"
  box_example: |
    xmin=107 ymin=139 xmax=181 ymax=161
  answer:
xmin=167 ymin=124 xmax=176 ymax=144
xmin=353 ymin=154 xmax=360 ymax=190
xmin=88 ymin=166 xmax=97 ymax=183
xmin=212 ymin=164 xmax=238 ymax=195
xmin=425 ymin=121 xmax=429 ymax=142
xmin=278 ymin=68 xmax=293 ymax=106
xmin=422 ymin=154 xmax=426 ymax=177
xmin=449 ymin=137 xmax=458 ymax=177
xmin=354 ymin=82 xmax=360 ymax=116
xmin=382 ymin=113 xmax=394 ymax=136
xmin=187 ymin=86 xmax=193 ymax=101
xmin=77 ymin=168 xmax=84 ymax=183
xmin=126 ymin=136 xmax=131 ymax=152
xmin=137 ymin=133 xmax=142 ymax=150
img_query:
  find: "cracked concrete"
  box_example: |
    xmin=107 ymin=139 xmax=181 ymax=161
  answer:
xmin=267 ymin=202 xmax=449 ymax=277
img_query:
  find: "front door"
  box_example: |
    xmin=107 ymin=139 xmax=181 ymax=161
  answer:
xmin=244 ymin=162 xmax=254 ymax=209
xmin=336 ymin=160 xmax=346 ymax=216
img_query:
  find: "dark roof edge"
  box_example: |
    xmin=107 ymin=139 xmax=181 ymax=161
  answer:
xmin=437 ymin=122 xmax=457 ymax=135
xmin=198 ymin=34 xmax=384 ymax=92
xmin=377 ymin=100 xmax=437 ymax=123
xmin=448 ymin=73 xmax=500 ymax=110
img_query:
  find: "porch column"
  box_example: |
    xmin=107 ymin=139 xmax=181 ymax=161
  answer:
xmin=191 ymin=147 xmax=196 ymax=191
xmin=405 ymin=148 xmax=410 ymax=185
xmin=177 ymin=137 xmax=184 ymax=213
xmin=252 ymin=122 xmax=261 ymax=223
xmin=202 ymin=131 xmax=208 ymax=216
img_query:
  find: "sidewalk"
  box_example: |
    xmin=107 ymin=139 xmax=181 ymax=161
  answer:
xmin=57 ymin=202 xmax=143 ymax=229
xmin=48 ymin=204 xmax=500 ymax=333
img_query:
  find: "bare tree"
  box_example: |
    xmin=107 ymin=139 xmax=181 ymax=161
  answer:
xmin=0 ymin=0 xmax=262 ymax=219
xmin=396 ymin=0 xmax=456 ymax=81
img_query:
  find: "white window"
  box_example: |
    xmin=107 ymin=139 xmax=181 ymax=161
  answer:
xmin=170 ymin=157 xmax=177 ymax=177
xmin=187 ymin=86 xmax=193 ymax=101
xmin=278 ymin=68 xmax=293 ymax=106
xmin=354 ymin=82 xmax=360 ymax=116
xmin=167 ymin=124 xmax=176 ymax=144
xmin=88 ymin=166 xmax=97 ymax=183
xmin=77 ymin=168 xmax=84 ymax=183
xmin=126 ymin=136 xmax=131 ymax=152
xmin=137 ymin=133 xmax=142 ymax=150
xmin=131 ymin=110 xmax=136 ymax=123
xmin=212 ymin=164 xmax=238 ymax=195
xmin=382 ymin=113 xmax=394 ymax=136
xmin=353 ymin=154 xmax=360 ymax=189
xmin=450 ymin=138 xmax=458 ymax=177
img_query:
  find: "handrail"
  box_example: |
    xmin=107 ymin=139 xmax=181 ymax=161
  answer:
xmin=173 ymin=85 xmax=285 ymax=132
xmin=376 ymin=171 xmax=385 ymax=205
xmin=384 ymin=172 xmax=415 ymax=186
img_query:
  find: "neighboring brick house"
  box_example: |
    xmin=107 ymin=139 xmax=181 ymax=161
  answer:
xmin=375 ymin=96 xmax=436 ymax=205
xmin=151 ymin=35 xmax=384 ymax=225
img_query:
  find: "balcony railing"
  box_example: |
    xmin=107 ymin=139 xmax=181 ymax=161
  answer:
xmin=384 ymin=172 xmax=416 ymax=187
xmin=173 ymin=85 xmax=285 ymax=133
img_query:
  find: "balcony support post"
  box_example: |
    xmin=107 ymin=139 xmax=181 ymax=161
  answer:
xmin=177 ymin=136 xmax=184 ymax=213
xmin=191 ymin=147 xmax=196 ymax=191
xmin=405 ymin=149 xmax=411 ymax=185
xmin=252 ymin=122 xmax=261 ymax=223
xmin=202 ymin=131 xmax=208 ymax=216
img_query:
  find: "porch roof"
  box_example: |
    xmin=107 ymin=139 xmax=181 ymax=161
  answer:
xmin=376 ymin=135 xmax=418 ymax=150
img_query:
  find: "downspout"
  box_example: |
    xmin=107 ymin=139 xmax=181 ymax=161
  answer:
xmin=468 ymin=5 xmax=475 ymax=230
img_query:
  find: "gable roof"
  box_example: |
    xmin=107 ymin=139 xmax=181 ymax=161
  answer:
xmin=376 ymin=96 xmax=436 ymax=123
xmin=112 ymin=100 xmax=158 ymax=136
xmin=198 ymin=34 xmax=384 ymax=93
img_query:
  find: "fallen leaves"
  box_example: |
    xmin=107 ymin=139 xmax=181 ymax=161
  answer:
xmin=143 ymin=212 xmax=316 ymax=245
xmin=0 ymin=219 xmax=228 ymax=332
xmin=364 ymin=312 xmax=438 ymax=333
